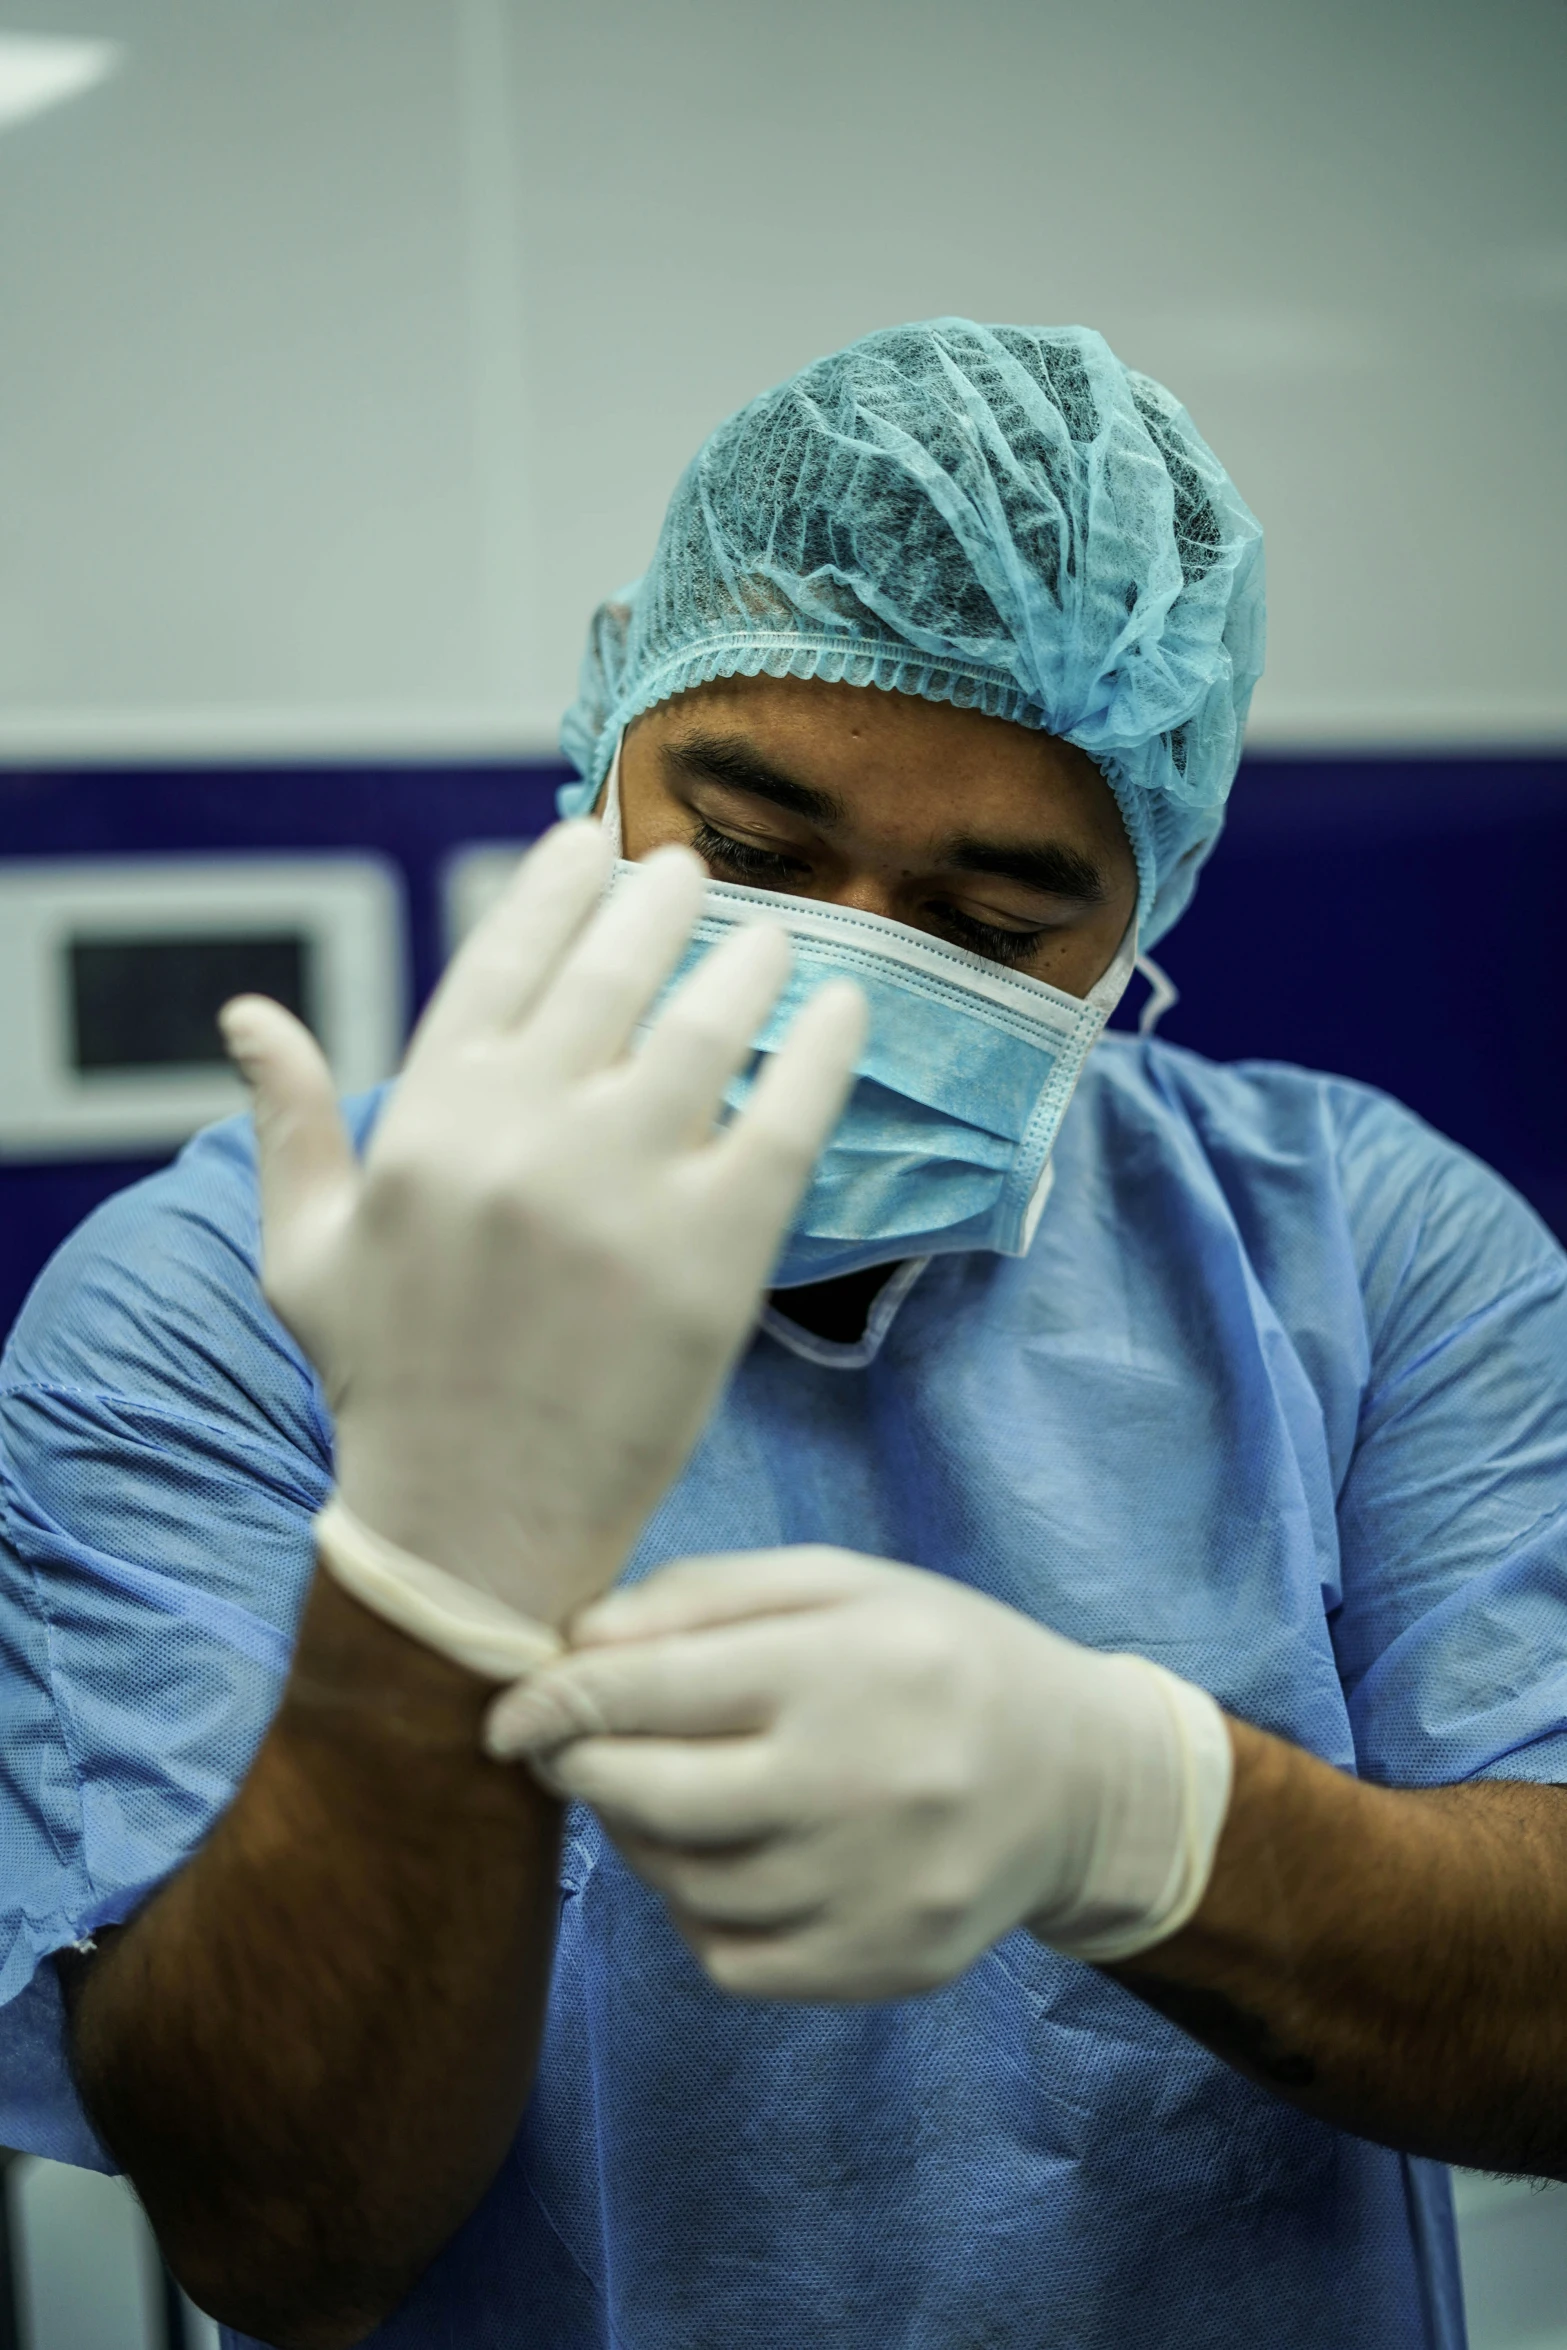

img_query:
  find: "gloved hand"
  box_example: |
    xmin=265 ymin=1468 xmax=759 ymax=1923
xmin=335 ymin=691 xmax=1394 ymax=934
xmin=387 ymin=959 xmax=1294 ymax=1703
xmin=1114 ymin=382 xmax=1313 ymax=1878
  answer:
xmin=487 ymin=1545 xmax=1234 ymax=1998
xmin=221 ymin=823 xmax=865 ymax=1630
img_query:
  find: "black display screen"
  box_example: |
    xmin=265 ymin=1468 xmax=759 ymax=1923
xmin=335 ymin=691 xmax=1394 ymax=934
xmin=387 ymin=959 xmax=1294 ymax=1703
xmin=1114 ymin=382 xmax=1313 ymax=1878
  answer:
xmin=67 ymin=933 xmax=314 ymax=1073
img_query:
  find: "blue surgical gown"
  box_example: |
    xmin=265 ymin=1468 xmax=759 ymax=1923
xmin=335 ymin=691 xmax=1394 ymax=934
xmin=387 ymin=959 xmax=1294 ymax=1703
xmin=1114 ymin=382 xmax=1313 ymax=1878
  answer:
xmin=3 ymin=1038 xmax=1566 ymax=2350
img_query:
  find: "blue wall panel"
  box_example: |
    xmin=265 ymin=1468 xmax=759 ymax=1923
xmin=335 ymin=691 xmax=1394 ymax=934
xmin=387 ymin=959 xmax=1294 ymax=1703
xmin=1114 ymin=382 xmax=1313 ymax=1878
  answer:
xmin=0 ymin=754 xmax=1562 ymax=1340
xmin=1131 ymin=756 xmax=1566 ymax=1241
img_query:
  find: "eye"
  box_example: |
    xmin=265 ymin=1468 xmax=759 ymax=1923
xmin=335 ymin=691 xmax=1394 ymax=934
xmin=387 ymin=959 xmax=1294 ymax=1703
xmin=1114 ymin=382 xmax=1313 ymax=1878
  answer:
xmin=926 ymin=903 xmax=1050 ymax=967
xmin=693 ymin=822 xmax=1050 ymax=968
xmin=690 ymin=820 xmax=809 ymax=886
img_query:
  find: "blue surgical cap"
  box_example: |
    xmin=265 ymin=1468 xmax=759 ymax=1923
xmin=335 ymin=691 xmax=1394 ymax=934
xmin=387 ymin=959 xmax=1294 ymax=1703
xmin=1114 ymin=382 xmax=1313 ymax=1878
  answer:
xmin=558 ymin=320 xmax=1265 ymax=947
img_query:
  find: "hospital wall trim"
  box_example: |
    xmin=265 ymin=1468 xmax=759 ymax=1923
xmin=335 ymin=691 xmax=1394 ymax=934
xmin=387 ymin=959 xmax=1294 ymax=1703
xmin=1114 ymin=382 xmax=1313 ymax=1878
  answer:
xmin=0 ymin=752 xmax=1561 ymax=1341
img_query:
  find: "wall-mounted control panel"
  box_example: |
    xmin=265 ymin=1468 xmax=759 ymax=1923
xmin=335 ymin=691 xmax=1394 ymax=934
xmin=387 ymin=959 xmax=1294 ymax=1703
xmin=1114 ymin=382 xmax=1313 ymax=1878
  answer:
xmin=0 ymin=855 xmax=405 ymax=1157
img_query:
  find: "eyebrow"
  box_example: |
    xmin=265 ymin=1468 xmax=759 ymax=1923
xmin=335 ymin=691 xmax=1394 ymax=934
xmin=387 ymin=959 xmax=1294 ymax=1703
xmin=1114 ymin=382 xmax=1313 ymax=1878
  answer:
xmin=663 ymin=732 xmax=1108 ymax=904
xmin=663 ymin=736 xmax=844 ymax=827
xmin=943 ymin=836 xmax=1107 ymax=904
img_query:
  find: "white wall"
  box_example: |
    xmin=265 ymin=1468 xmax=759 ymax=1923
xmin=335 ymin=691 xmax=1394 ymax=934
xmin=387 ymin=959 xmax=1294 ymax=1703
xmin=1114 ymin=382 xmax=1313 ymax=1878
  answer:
xmin=1 ymin=0 xmax=1563 ymax=760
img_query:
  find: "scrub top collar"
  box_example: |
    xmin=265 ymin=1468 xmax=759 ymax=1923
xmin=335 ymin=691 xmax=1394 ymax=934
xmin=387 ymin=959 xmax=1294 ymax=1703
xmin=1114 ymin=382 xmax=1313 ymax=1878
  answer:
xmin=758 ymin=1253 xmax=932 ymax=1371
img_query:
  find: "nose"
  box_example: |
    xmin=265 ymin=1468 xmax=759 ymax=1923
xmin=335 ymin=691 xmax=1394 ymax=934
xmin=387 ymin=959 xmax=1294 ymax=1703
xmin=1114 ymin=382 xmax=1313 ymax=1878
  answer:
xmin=812 ymin=870 xmax=905 ymax=923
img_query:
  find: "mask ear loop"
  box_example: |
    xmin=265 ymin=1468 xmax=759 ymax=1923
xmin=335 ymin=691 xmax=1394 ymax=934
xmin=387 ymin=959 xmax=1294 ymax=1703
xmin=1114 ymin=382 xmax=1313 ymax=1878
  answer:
xmin=595 ymin=731 xmax=625 ymax=860
xmin=1135 ymin=954 xmax=1179 ymax=1037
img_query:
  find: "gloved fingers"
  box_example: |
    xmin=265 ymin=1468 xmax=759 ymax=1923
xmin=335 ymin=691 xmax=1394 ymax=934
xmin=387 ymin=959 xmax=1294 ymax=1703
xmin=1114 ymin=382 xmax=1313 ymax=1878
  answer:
xmin=518 ymin=845 xmax=708 ymax=1078
xmin=625 ymin=921 xmax=791 ymax=1147
xmin=407 ymin=820 xmax=610 ymax=1065
xmin=485 ymin=1623 xmax=789 ymax=1760
xmin=708 ymin=979 xmax=865 ymax=1221
xmin=220 ymin=995 xmax=357 ymax=1297
xmin=572 ymin=1545 xmax=887 ymax=1648
xmin=613 ymin=1829 xmax=825 ymax=1931
xmin=528 ymin=1733 xmax=785 ymax=1847
xmin=674 ymin=1918 xmax=894 ymax=2005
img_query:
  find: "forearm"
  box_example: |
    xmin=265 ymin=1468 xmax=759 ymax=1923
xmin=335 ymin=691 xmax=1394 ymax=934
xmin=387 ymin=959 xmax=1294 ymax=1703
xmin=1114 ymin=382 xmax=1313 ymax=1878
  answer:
xmin=63 ymin=1569 xmax=562 ymax=2350
xmin=1105 ymin=1719 xmax=1567 ymax=2177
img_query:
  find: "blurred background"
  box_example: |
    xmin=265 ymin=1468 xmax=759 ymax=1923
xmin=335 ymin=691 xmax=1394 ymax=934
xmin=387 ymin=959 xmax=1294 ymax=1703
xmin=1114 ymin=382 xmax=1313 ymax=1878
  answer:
xmin=0 ymin=1 xmax=1563 ymax=2344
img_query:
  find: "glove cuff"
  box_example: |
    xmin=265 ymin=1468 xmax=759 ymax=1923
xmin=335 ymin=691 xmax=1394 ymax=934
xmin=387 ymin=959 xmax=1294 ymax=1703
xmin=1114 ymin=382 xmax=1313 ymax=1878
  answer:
xmin=1042 ymin=1659 xmax=1235 ymax=1966
xmin=315 ymin=1496 xmax=565 ymax=1685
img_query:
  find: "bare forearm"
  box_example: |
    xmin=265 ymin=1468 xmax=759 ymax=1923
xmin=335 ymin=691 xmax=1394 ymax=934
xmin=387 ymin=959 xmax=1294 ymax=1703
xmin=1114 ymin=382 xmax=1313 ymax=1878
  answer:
xmin=64 ymin=1570 xmax=562 ymax=2350
xmin=1104 ymin=1721 xmax=1567 ymax=2177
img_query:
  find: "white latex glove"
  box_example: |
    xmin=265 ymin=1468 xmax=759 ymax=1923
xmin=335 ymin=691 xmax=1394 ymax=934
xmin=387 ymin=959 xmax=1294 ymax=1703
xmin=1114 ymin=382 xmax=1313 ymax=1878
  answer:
xmin=220 ymin=823 xmax=865 ymax=1629
xmin=487 ymin=1546 xmax=1234 ymax=2000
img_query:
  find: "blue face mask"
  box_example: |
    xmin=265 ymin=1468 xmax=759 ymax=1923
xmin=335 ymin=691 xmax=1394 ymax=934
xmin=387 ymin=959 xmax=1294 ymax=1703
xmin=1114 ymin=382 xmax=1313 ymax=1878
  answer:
xmin=600 ymin=738 xmax=1138 ymax=1290
xmin=648 ymin=871 xmax=1135 ymax=1287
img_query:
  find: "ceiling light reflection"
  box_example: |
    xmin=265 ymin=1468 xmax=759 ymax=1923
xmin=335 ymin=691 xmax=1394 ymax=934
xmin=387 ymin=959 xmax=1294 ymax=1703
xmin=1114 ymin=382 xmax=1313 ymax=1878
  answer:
xmin=0 ymin=31 xmax=122 ymax=134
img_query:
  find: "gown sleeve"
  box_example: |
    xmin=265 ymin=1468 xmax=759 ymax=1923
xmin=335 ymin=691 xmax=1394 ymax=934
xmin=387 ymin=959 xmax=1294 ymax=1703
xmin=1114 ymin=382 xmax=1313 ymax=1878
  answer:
xmin=1326 ymin=1084 xmax=1567 ymax=1787
xmin=0 ymin=1109 xmax=338 ymax=2164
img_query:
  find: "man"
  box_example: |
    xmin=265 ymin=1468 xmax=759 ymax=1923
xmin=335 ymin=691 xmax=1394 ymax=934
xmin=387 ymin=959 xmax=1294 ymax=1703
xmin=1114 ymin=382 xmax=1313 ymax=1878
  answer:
xmin=2 ymin=321 xmax=1565 ymax=2350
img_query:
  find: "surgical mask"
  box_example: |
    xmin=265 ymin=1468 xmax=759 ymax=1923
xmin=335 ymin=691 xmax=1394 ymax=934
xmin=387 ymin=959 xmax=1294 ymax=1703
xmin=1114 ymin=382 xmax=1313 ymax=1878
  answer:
xmin=598 ymin=738 xmax=1139 ymax=1289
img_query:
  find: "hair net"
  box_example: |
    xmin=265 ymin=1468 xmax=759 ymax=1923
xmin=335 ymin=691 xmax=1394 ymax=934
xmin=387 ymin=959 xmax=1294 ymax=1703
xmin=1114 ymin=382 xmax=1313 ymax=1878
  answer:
xmin=558 ymin=320 xmax=1265 ymax=947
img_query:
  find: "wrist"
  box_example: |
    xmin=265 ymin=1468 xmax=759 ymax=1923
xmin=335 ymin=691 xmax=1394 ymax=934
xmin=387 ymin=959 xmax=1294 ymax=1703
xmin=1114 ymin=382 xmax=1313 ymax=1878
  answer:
xmin=1027 ymin=1653 xmax=1235 ymax=1964
xmin=314 ymin=1496 xmax=565 ymax=1686
xmin=281 ymin=1568 xmax=526 ymax=1763
xmin=330 ymin=1438 xmax=488 ymax=1590
xmin=331 ymin=1443 xmax=623 ymax=1633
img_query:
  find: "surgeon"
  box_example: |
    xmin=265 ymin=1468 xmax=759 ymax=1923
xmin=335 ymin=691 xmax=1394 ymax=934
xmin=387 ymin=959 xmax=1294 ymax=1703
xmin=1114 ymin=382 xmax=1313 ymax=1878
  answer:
xmin=2 ymin=322 xmax=1566 ymax=2350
